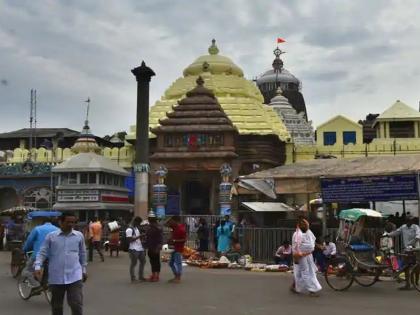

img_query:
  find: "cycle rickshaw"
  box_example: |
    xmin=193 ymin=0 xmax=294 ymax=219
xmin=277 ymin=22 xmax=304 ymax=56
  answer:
xmin=324 ymin=208 xmax=420 ymax=292
xmin=9 ymin=210 xmax=62 ymax=304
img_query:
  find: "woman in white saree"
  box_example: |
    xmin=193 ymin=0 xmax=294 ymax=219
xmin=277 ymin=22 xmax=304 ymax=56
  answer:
xmin=291 ymin=218 xmax=322 ymax=296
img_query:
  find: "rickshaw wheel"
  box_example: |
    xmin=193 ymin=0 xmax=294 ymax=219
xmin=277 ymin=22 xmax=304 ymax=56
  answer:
xmin=325 ymin=257 xmax=354 ymax=291
xmin=354 ymin=269 xmax=380 ymax=287
xmin=410 ymin=264 xmax=420 ymax=292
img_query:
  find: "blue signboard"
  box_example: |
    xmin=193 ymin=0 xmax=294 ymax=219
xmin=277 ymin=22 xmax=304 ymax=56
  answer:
xmin=321 ymin=174 xmax=419 ymax=203
xmin=124 ymin=170 xmax=135 ymax=197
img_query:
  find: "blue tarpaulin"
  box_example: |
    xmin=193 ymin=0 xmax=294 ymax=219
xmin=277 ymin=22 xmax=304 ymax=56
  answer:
xmin=27 ymin=211 xmax=62 ymax=219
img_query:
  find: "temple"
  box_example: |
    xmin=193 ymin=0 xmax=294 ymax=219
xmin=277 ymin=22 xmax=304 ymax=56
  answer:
xmin=127 ymin=40 xmax=291 ymax=215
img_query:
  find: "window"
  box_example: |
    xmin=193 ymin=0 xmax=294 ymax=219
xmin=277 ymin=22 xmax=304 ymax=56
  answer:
xmin=343 ymin=131 xmax=357 ymax=145
xmin=68 ymin=173 xmax=77 ymax=184
xmin=80 ymin=173 xmax=88 ymax=184
xmin=390 ymin=121 xmax=415 ymax=138
xmin=106 ymin=174 xmax=113 ymax=185
xmin=61 ymin=174 xmax=68 ymax=185
xmin=323 ymin=132 xmax=337 ymax=146
xmin=99 ymin=173 xmax=106 ymax=185
xmin=89 ymin=173 xmax=97 ymax=184
xmin=113 ymin=176 xmax=119 ymax=186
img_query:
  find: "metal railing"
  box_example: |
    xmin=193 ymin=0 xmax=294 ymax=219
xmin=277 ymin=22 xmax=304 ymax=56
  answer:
xmin=180 ymin=222 xmax=404 ymax=263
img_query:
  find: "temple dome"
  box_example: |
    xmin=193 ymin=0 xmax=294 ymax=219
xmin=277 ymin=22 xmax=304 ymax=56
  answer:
xmin=256 ymin=68 xmax=300 ymax=86
xmin=183 ymin=40 xmax=244 ymax=77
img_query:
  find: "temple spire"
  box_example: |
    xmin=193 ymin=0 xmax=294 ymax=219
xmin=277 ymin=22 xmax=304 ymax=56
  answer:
xmin=208 ymin=39 xmax=219 ymax=55
xmin=272 ymin=47 xmax=285 ymax=72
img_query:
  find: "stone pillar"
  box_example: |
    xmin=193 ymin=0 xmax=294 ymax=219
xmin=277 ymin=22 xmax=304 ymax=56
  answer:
xmin=386 ymin=122 xmax=391 ymax=138
xmin=414 ymin=121 xmax=419 ymax=138
xmin=131 ymin=61 xmax=155 ymax=219
xmin=152 ymin=165 xmax=168 ymax=218
xmin=219 ymin=163 xmax=232 ymax=216
xmin=379 ymin=122 xmax=385 ymax=138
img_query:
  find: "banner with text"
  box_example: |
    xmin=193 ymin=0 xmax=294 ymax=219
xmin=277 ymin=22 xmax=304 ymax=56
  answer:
xmin=321 ymin=174 xmax=419 ymax=203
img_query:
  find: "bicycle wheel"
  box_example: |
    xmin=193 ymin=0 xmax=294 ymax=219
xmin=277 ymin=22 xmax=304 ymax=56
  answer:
xmin=17 ymin=277 xmax=32 ymax=300
xmin=325 ymin=257 xmax=354 ymax=291
xmin=410 ymin=264 xmax=420 ymax=292
xmin=354 ymin=269 xmax=380 ymax=287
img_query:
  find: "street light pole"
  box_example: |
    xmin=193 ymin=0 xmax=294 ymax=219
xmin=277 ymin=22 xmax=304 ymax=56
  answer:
xmin=131 ymin=61 xmax=155 ymax=219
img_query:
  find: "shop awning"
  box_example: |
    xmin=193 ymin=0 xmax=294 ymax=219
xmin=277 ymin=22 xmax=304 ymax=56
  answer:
xmin=238 ymin=178 xmax=277 ymax=199
xmin=241 ymin=202 xmax=296 ymax=212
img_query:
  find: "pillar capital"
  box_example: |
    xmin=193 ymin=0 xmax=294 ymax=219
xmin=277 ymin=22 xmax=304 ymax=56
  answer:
xmin=131 ymin=61 xmax=156 ymax=82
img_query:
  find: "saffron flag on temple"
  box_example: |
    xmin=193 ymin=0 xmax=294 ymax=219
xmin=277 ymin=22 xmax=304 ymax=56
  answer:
xmin=277 ymin=37 xmax=286 ymax=43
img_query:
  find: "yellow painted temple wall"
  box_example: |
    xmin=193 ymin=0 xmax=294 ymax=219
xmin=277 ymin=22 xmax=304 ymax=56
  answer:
xmin=1 ymin=146 xmax=135 ymax=169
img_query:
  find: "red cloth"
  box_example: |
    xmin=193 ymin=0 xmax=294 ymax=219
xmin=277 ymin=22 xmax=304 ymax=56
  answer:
xmin=172 ymin=224 xmax=186 ymax=253
xmin=277 ymin=37 xmax=286 ymax=43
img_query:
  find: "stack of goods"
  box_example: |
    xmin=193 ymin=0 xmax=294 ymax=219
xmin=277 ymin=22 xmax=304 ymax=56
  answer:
xmin=244 ymin=263 xmax=290 ymax=272
xmin=244 ymin=263 xmax=267 ymax=271
xmin=264 ymin=264 xmax=289 ymax=272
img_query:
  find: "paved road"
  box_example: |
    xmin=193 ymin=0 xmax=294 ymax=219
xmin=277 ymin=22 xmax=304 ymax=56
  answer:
xmin=0 ymin=251 xmax=418 ymax=315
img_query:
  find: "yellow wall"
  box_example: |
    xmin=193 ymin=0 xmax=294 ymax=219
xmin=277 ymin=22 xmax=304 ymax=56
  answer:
xmin=292 ymin=114 xmax=420 ymax=162
xmin=3 ymin=145 xmax=135 ymax=169
xmin=316 ymin=115 xmax=363 ymax=147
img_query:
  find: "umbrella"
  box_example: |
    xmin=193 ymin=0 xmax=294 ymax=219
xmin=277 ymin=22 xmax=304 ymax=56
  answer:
xmin=0 ymin=206 xmax=39 ymax=216
xmin=339 ymin=208 xmax=382 ymax=221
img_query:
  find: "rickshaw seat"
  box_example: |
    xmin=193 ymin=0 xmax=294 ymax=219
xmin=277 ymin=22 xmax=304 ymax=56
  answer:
xmin=349 ymin=243 xmax=374 ymax=252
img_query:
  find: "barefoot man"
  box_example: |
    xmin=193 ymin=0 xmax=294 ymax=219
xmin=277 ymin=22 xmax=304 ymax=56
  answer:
xmin=291 ymin=217 xmax=322 ymax=296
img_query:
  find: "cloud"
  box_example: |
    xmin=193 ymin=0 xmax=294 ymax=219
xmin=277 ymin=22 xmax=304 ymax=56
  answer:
xmin=0 ymin=0 xmax=419 ymax=136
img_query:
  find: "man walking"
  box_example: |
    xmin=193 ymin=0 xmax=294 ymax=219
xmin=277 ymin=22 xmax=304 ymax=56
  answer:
xmin=22 ymin=216 xmax=58 ymax=290
xmin=126 ymin=216 xmax=146 ymax=283
xmin=145 ymin=211 xmax=163 ymax=282
xmin=89 ymin=217 xmax=104 ymax=262
xmin=167 ymin=216 xmax=186 ymax=284
xmin=35 ymin=212 xmax=87 ymax=315
xmin=291 ymin=217 xmax=322 ymax=296
xmin=388 ymin=215 xmax=420 ymax=290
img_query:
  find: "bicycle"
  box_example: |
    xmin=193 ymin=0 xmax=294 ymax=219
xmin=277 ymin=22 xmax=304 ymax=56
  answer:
xmin=10 ymin=242 xmax=25 ymax=278
xmin=11 ymin=247 xmax=25 ymax=278
xmin=17 ymin=254 xmax=52 ymax=304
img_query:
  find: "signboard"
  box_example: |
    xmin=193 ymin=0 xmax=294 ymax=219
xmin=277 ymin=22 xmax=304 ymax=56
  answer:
xmin=321 ymin=175 xmax=419 ymax=203
xmin=57 ymin=190 xmax=99 ymax=202
xmin=101 ymin=191 xmax=129 ymax=203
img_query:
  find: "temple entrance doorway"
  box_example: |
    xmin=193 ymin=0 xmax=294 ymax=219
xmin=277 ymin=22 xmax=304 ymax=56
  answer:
xmin=183 ymin=180 xmax=210 ymax=215
xmin=165 ymin=171 xmax=220 ymax=215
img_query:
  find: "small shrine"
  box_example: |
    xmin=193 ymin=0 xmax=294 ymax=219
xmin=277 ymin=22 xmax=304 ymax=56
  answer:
xmin=52 ymin=120 xmax=132 ymax=221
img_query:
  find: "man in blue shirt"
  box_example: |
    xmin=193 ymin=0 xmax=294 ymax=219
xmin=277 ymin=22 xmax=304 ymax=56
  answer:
xmin=35 ymin=212 xmax=87 ymax=315
xmin=22 ymin=217 xmax=59 ymax=288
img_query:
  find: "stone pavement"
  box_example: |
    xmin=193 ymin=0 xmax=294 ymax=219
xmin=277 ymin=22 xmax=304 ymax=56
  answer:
xmin=0 ymin=251 xmax=418 ymax=315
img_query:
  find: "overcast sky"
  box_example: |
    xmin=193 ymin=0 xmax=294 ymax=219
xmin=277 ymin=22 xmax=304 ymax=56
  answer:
xmin=1 ymin=0 xmax=420 ymax=136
